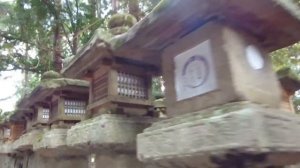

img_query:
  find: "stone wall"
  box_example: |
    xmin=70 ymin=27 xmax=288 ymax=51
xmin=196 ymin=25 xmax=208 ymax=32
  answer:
xmin=0 ymin=153 xmax=88 ymax=168
xmin=0 ymin=155 xmax=15 ymax=168
xmin=95 ymin=153 xmax=145 ymax=168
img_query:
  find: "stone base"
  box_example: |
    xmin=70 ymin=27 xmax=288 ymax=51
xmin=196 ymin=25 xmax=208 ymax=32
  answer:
xmin=19 ymin=152 xmax=88 ymax=168
xmin=34 ymin=128 xmax=83 ymax=157
xmin=0 ymin=142 xmax=13 ymax=154
xmin=137 ymin=102 xmax=300 ymax=168
xmin=13 ymin=129 xmax=43 ymax=151
xmin=0 ymin=154 xmax=15 ymax=168
xmin=67 ymin=114 xmax=153 ymax=154
xmin=94 ymin=153 xmax=146 ymax=168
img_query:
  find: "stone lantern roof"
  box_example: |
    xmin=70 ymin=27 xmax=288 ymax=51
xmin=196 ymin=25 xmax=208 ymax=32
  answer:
xmin=62 ymin=0 xmax=300 ymax=78
xmin=14 ymin=71 xmax=89 ymax=119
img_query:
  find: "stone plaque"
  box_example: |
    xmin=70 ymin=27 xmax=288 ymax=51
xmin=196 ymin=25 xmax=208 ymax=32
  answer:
xmin=174 ymin=40 xmax=217 ymax=101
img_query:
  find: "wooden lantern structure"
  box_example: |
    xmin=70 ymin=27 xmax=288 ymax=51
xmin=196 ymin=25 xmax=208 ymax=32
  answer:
xmin=1 ymin=116 xmax=26 ymax=141
xmin=62 ymin=14 xmax=157 ymax=117
xmin=26 ymin=105 xmax=50 ymax=130
xmin=49 ymin=89 xmax=88 ymax=126
xmin=17 ymin=71 xmax=89 ymax=128
xmin=87 ymin=58 xmax=154 ymax=117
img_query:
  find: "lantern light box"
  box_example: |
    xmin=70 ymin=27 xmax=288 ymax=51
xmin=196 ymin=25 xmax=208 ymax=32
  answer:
xmin=88 ymin=58 xmax=155 ymax=117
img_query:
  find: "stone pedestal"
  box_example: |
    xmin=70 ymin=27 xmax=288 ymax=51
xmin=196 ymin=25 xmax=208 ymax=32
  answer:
xmin=0 ymin=142 xmax=13 ymax=154
xmin=67 ymin=114 xmax=154 ymax=168
xmin=34 ymin=128 xmax=83 ymax=157
xmin=138 ymin=102 xmax=300 ymax=168
xmin=95 ymin=153 xmax=145 ymax=168
xmin=13 ymin=129 xmax=43 ymax=151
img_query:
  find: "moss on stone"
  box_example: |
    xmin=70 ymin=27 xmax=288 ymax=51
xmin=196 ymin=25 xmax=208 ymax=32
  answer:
xmin=107 ymin=13 xmax=137 ymax=29
xmin=94 ymin=28 xmax=113 ymax=42
xmin=109 ymin=26 xmax=130 ymax=35
xmin=109 ymin=35 xmax=127 ymax=50
xmin=154 ymin=99 xmax=165 ymax=108
xmin=41 ymin=71 xmax=62 ymax=81
xmin=40 ymin=78 xmax=89 ymax=89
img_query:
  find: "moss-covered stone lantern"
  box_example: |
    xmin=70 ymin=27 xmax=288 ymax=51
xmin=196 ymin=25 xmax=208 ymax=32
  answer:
xmin=17 ymin=71 xmax=89 ymax=128
xmin=62 ymin=14 xmax=156 ymax=118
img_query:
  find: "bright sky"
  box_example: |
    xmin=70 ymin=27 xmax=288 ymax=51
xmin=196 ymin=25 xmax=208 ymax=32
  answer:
xmin=0 ymin=71 xmax=23 ymax=112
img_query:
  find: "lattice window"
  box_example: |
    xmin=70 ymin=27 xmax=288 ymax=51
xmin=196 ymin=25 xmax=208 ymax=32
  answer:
xmin=42 ymin=108 xmax=50 ymax=120
xmin=117 ymin=72 xmax=147 ymax=99
xmin=64 ymin=99 xmax=86 ymax=116
xmin=92 ymin=73 xmax=108 ymax=102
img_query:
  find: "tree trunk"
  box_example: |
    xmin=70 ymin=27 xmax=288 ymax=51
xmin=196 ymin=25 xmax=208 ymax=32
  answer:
xmin=112 ymin=0 xmax=118 ymax=14
xmin=53 ymin=0 xmax=62 ymax=72
xmin=128 ymin=0 xmax=140 ymax=20
xmin=72 ymin=29 xmax=79 ymax=55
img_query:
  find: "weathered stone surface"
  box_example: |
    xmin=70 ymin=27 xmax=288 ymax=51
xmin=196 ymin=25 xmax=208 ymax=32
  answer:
xmin=137 ymin=102 xmax=300 ymax=167
xmin=0 ymin=155 xmax=15 ymax=168
xmin=41 ymin=71 xmax=62 ymax=81
xmin=13 ymin=129 xmax=43 ymax=151
xmin=95 ymin=153 xmax=146 ymax=168
xmin=0 ymin=142 xmax=13 ymax=154
xmin=114 ymin=0 xmax=300 ymax=53
xmin=23 ymin=153 xmax=88 ymax=168
xmin=67 ymin=114 xmax=153 ymax=153
xmin=34 ymin=128 xmax=83 ymax=157
xmin=162 ymin=22 xmax=281 ymax=116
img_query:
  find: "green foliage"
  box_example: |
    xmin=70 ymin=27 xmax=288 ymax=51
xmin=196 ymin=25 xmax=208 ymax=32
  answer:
xmin=293 ymin=95 xmax=300 ymax=113
xmin=0 ymin=0 xmax=161 ymax=74
xmin=16 ymin=74 xmax=41 ymax=99
xmin=0 ymin=111 xmax=12 ymax=123
xmin=152 ymin=76 xmax=164 ymax=99
xmin=271 ymin=42 xmax=300 ymax=79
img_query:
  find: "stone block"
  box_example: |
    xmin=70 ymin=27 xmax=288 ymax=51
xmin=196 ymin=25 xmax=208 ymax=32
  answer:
xmin=94 ymin=153 xmax=146 ymax=168
xmin=162 ymin=22 xmax=281 ymax=116
xmin=137 ymin=102 xmax=300 ymax=167
xmin=66 ymin=114 xmax=153 ymax=153
xmin=34 ymin=128 xmax=83 ymax=157
xmin=13 ymin=129 xmax=43 ymax=151
xmin=0 ymin=142 xmax=13 ymax=154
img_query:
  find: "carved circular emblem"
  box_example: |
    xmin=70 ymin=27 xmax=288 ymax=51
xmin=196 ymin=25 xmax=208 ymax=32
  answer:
xmin=182 ymin=55 xmax=209 ymax=88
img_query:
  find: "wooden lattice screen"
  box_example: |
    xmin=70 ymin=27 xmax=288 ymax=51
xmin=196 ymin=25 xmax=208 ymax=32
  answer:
xmin=117 ymin=71 xmax=147 ymax=99
xmin=64 ymin=99 xmax=86 ymax=116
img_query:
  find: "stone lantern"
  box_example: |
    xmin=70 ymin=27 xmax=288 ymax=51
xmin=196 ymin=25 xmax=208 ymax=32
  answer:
xmin=96 ymin=0 xmax=300 ymax=167
xmin=32 ymin=105 xmax=50 ymax=126
xmin=16 ymin=71 xmax=89 ymax=129
xmin=87 ymin=58 xmax=153 ymax=117
xmin=63 ymin=13 xmax=157 ymax=168
xmin=39 ymin=71 xmax=89 ymax=127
